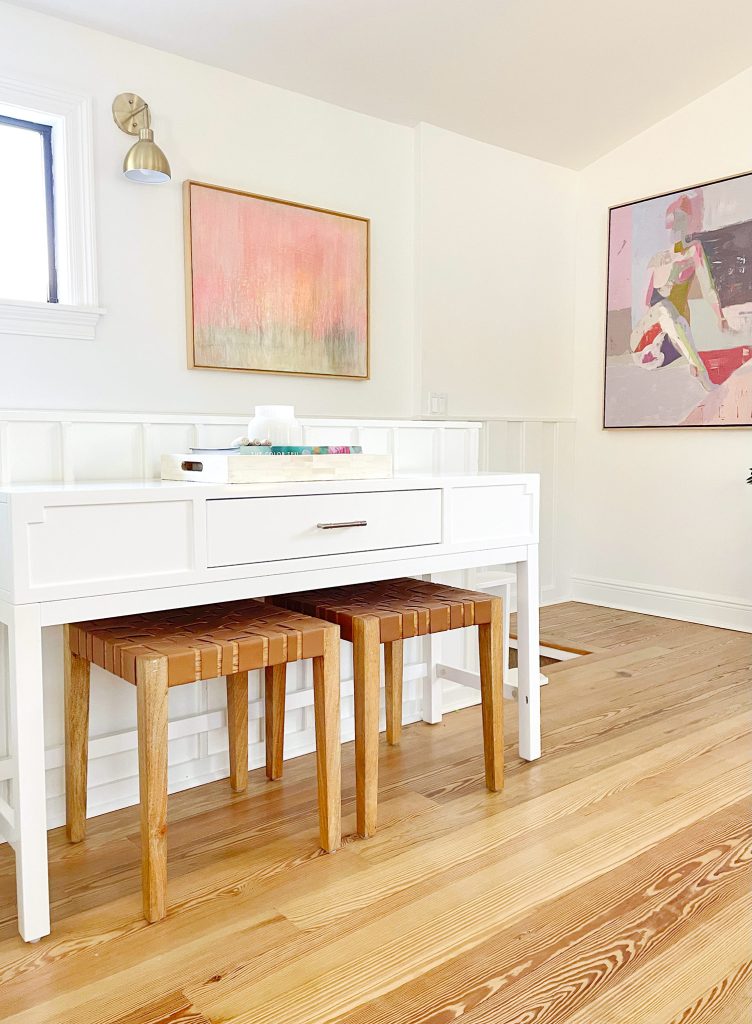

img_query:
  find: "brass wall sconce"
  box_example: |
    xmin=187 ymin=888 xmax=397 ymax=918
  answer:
xmin=112 ymin=93 xmax=171 ymax=183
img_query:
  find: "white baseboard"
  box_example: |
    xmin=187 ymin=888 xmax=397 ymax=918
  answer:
xmin=572 ymin=575 xmax=752 ymax=633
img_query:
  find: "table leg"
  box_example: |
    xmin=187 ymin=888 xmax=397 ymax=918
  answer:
xmin=421 ymin=575 xmax=443 ymax=725
xmin=516 ymin=547 xmax=542 ymax=761
xmin=7 ymin=604 xmax=50 ymax=942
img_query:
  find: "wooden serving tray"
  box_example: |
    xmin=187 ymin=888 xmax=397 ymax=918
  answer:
xmin=161 ymin=452 xmax=394 ymax=484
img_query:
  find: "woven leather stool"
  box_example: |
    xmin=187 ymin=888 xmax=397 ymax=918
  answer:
xmin=271 ymin=578 xmax=503 ymax=837
xmin=64 ymin=600 xmax=340 ymax=922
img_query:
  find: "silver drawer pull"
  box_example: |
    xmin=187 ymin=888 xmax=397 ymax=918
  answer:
xmin=316 ymin=520 xmax=368 ymax=530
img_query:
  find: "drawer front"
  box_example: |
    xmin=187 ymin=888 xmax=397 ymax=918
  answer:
xmin=27 ymin=501 xmax=194 ymax=588
xmin=449 ymin=483 xmax=537 ymax=544
xmin=206 ymin=489 xmax=442 ymax=566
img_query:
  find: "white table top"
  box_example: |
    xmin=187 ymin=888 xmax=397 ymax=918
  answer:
xmin=0 ymin=471 xmax=536 ymax=500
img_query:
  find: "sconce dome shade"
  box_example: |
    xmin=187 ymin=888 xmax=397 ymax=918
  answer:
xmin=123 ymin=127 xmax=171 ymax=183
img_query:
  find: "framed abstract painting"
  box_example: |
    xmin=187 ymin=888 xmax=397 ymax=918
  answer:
xmin=604 ymin=170 xmax=752 ymax=427
xmin=184 ymin=181 xmax=369 ymax=379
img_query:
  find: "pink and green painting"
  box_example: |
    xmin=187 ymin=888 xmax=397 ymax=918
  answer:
xmin=185 ymin=182 xmax=369 ymax=378
xmin=605 ymin=171 xmax=752 ymax=427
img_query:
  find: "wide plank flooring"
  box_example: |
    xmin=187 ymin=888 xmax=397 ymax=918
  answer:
xmin=0 ymin=602 xmax=749 ymax=1023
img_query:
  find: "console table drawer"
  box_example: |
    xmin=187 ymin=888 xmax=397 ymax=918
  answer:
xmin=206 ymin=489 xmax=442 ymax=566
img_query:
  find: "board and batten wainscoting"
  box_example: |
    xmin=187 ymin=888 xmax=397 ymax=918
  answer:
xmin=479 ymin=417 xmax=576 ymax=607
xmin=0 ymin=411 xmax=574 ymax=831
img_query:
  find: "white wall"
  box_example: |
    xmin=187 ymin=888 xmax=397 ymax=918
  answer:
xmin=0 ymin=2 xmax=415 ymax=417
xmin=572 ymin=67 xmax=752 ymax=631
xmin=0 ymin=7 xmax=581 ymax=429
xmin=2 ymin=3 xmax=748 ymax=632
xmin=415 ymin=124 xmax=578 ymax=418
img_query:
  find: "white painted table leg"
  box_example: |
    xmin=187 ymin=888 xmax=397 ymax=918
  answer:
xmin=7 ymin=604 xmax=50 ymax=942
xmin=516 ymin=547 xmax=542 ymax=761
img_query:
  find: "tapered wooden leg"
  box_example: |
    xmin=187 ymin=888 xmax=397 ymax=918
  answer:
xmin=136 ymin=656 xmax=169 ymax=924
xmin=353 ymin=616 xmax=381 ymax=837
xmin=264 ymin=664 xmax=287 ymax=780
xmin=384 ymin=639 xmax=403 ymax=746
xmin=64 ymin=625 xmax=91 ymax=843
xmin=312 ymin=627 xmax=341 ymax=853
xmin=478 ymin=597 xmax=504 ymax=792
xmin=226 ymin=671 xmax=248 ymax=792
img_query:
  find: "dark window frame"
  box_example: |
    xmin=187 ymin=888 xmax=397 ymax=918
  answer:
xmin=0 ymin=113 xmax=58 ymax=303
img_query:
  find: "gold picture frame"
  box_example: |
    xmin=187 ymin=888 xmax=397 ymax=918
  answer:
xmin=184 ymin=180 xmax=370 ymax=380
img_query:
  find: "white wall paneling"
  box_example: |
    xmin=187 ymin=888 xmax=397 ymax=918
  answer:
xmin=0 ymin=411 xmax=482 ymax=485
xmin=479 ymin=417 xmax=576 ymax=605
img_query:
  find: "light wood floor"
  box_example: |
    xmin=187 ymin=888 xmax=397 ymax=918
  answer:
xmin=0 ymin=602 xmax=749 ymax=1024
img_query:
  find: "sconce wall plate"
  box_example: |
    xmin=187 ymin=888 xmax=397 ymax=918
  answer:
xmin=112 ymin=92 xmax=151 ymax=135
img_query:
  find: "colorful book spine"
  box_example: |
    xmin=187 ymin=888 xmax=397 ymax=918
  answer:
xmin=269 ymin=445 xmax=363 ymax=455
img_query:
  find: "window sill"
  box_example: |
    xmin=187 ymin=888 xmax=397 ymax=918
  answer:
xmin=0 ymin=299 xmax=105 ymax=341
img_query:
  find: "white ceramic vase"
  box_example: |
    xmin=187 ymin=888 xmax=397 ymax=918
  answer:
xmin=247 ymin=405 xmax=303 ymax=446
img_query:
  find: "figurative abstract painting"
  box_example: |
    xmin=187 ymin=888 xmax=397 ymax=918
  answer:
xmin=184 ymin=181 xmax=369 ymax=379
xmin=604 ymin=172 xmax=752 ymax=427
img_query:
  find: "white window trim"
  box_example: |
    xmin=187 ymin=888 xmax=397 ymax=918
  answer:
xmin=0 ymin=75 xmax=104 ymax=340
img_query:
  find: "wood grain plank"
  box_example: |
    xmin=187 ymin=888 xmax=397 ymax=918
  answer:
xmin=666 ymin=960 xmax=752 ymax=1024
xmin=559 ymin=896 xmax=751 ymax=1024
xmin=190 ymin=754 xmax=750 ymax=1023
xmin=0 ymin=604 xmax=747 ymax=1024
xmin=331 ymin=802 xmax=751 ymax=1024
xmin=275 ymin=715 xmax=750 ymax=930
xmin=109 ymin=990 xmax=212 ymax=1024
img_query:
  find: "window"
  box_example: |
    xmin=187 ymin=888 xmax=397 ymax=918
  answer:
xmin=0 ymin=76 xmax=101 ymax=340
xmin=0 ymin=114 xmax=58 ymax=304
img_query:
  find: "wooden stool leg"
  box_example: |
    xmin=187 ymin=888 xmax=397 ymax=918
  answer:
xmin=353 ymin=616 xmax=381 ymax=837
xmin=265 ymin=664 xmax=286 ymax=780
xmin=312 ymin=628 xmax=341 ymax=853
xmin=64 ymin=625 xmax=91 ymax=843
xmin=384 ymin=639 xmax=403 ymax=746
xmin=226 ymin=671 xmax=248 ymax=792
xmin=136 ymin=656 xmax=169 ymax=923
xmin=478 ymin=597 xmax=504 ymax=792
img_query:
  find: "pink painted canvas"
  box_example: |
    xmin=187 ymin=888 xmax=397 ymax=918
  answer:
xmin=605 ymin=171 xmax=752 ymax=427
xmin=185 ymin=182 xmax=369 ymax=378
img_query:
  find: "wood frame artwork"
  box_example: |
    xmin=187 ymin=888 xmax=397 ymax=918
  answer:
xmin=604 ymin=169 xmax=752 ymax=427
xmin=184 ymin=180 xmax=370 ymax=380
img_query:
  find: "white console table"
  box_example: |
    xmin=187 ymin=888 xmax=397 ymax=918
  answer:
xmin=0 ymin=472 xmax=541 ymax=942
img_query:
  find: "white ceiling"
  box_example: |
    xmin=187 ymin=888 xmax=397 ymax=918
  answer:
xmin=9 ymin=0 xmax=752 ymax=168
